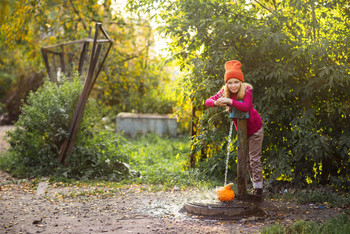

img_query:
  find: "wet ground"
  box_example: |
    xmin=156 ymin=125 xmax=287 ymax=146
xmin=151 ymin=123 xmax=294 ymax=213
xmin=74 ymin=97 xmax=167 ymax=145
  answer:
xmin=1 ymin=174 xmax=266 ymax=233
xmin=0 ymin=125 xmax=348 ymax=233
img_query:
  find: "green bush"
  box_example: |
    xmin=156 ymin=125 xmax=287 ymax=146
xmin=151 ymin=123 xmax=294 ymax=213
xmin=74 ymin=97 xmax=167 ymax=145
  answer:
xmin=0 ymin=73 xmax=130 ymax=180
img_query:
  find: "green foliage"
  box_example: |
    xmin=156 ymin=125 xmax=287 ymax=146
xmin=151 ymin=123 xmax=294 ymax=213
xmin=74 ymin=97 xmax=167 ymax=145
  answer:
xmin=98 ymin=61 xmax=176 ymax=115
xmin=130 ymin=0 xmax=350 ymax=189
xmin=38 ymin=134 xmax=221 ymax=190
xmin=194 ymin=118 xmax=239 ymax=183
xmin=124 ymin=134 xmax=217 ymax=189
xmin=261 ymin=214 xmax=350 ymax=234
xmin=0 ymin=74 xmax=130 ymax=180
xmin=261 ymin=223 xmax=285 ymax=234
xmin=0 ymin=0 xmax=176 ymax=122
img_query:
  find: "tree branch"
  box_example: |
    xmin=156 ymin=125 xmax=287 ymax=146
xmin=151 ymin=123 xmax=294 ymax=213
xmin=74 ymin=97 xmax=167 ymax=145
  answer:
xmin=253 ymin=0 xmax=274 ymax=14
xmin=311 ymin=0 xmax=317 ymax=39
xmin=117 ymin=49 xmax=147 ymax=64
xmin=69 ymin=0 xmax=88 ymax=32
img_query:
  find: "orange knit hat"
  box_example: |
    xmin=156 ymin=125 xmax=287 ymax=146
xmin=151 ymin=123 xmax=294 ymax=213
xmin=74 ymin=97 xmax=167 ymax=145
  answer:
xmin=224 ymin=60 xmax=244 ymax=83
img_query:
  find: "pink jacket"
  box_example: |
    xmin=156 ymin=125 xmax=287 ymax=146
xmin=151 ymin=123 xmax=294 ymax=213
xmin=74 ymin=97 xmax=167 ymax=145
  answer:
xmin=205 ymin=87 xmax=263 ymax=136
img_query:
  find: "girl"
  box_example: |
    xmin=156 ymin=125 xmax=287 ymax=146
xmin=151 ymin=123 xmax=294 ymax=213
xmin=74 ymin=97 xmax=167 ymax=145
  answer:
xmin=205 ymin=60 xmax=264 ymax=196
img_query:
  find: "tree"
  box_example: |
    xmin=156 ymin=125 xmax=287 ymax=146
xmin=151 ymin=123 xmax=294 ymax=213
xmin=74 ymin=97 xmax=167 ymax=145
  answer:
xmin=0 ymin=0 xmax=175 ymax=124
xmin=129 ymin=0 xmax=350 ymax=189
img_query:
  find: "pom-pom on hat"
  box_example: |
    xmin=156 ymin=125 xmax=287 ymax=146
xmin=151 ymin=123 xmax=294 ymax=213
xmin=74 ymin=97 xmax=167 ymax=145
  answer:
xmin=224 ymin=60 xmax=244 ymax=83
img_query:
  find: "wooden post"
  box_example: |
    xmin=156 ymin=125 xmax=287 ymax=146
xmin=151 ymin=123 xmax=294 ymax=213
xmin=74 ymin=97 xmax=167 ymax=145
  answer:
xmin=78 ymin=41 xmax=88 ymax=79
xmin=57 ymin=23 xmax=114 ymax=163
xmin=236 ymin=119 xmax=248 ymax=195
xmin=229 ymin=104 xmax=249 ymax=195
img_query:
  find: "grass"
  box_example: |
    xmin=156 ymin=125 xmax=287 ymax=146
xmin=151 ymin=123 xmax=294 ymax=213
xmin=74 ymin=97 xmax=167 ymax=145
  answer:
xmin=122 ymin=133 xmax=215 ymax=190
xmin=295 ymin=189 xmax=350 ymax=208
xmin=268 ymin=189 xmax=350 ymax=209
xmin=261 ymin=214 xmax=350 ymax=234
xmin=38 ymin=134 xmax=216 ymax=191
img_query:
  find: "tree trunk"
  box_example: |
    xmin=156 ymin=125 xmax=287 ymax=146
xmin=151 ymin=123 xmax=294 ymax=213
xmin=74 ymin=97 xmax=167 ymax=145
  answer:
xmin=189 ymin=105 xmax=197 ymax=168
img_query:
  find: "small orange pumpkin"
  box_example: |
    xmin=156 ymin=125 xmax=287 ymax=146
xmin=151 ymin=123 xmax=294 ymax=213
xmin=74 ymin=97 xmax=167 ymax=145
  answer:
xmin=216 ymin=183 xmax=235 ymax=201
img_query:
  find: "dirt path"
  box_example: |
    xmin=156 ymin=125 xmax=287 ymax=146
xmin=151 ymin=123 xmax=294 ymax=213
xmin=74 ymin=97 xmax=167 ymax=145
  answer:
xmin=0 ymin=125 xmax=347 ymax=233
xmin=0 ymin=175 xmax=266 ymax=234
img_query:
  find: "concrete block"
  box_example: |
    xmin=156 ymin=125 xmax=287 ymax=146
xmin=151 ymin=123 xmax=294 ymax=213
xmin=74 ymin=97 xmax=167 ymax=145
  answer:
xmin=116 ymin=112 xmax=177 ymax=138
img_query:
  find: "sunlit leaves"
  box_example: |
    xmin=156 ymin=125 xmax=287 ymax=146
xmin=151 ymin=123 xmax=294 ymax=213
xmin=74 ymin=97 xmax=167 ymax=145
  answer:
xmin=130 ymin=0 xmax=350 ymax=189
xmin=1 ymin=0 xmax=176 ymax=122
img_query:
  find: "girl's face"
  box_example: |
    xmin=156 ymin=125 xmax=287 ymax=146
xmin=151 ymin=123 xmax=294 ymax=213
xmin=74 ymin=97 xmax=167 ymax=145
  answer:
xmin=226 ymin=78 xmax=241 ymax=94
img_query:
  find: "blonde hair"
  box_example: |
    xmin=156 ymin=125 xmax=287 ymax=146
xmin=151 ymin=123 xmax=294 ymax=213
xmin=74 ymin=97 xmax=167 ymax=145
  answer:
xmin=222 ymin=82 xmax=253 ymax=100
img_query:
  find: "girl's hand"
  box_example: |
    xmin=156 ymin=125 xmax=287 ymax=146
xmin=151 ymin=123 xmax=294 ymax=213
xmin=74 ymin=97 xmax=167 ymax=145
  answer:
xmin=217 ymin=97 xmax=232 ymax=106
xmin=214 ymin=100 xmax=227 ymax=107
